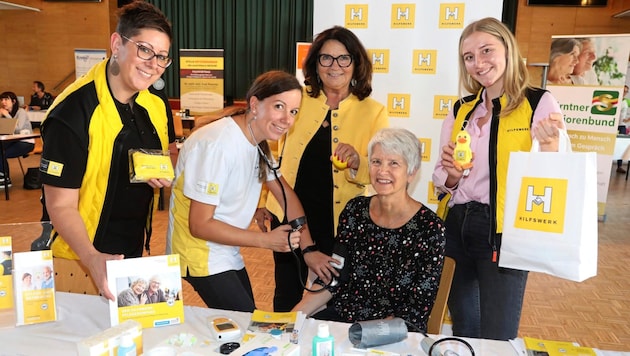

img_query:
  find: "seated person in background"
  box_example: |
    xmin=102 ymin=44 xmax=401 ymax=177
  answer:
xmin=28 ymin=81 xmax=54 ymax=111
xmin=117 ymin=277 xmax=148 ymax=307
xmin=144 ymin=275 xmax=167 ymax=303
xmin=0 ymin=91 xmax=35 ymax=186
xmin=292 ymin=128 xmax=446 ymax=331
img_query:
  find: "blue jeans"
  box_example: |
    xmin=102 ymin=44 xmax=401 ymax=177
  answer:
xmin=445 ymin=202 xmax=528 ymax=340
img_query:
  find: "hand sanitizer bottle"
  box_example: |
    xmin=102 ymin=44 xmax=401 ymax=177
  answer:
xmin=117 ymin=332 xmax=137 ymax=356
xmin=312 ymin=323 xmax=334 ymax=356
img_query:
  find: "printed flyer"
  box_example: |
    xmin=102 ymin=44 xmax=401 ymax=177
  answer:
xmin=12 ymin=250 xmax=57 ymax=326
xmin=107 ymin=254 xmax=184 ymax=329
xmin=0 ymin=236 xmax=16 ymax=328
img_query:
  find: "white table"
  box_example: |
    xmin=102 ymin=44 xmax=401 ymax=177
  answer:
xmin=0 ymin=292 xmax=627 ymax=355
xmin=26 ymin=110 xmax=47 ymax=125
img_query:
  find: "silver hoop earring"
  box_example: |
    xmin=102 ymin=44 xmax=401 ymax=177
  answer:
xmin=350 ymin=78 xmax=357 ymax=87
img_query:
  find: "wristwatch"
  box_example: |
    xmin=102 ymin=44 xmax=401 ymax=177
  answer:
xmin=301 ymin=244 xmax=318 ymax=254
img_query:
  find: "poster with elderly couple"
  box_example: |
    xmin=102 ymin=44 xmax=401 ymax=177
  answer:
xmin=106 ymin=254 xmax=184 ymax=329
xmin=545 ymin=33 xmax=630 ymax=219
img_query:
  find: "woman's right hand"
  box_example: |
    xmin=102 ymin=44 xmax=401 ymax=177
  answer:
xmin=267 ymin=225 xmax=301 ymax=252
xmin=440 ymin=141 xmax=464 ymax=186
xmin=81 ymin=250 xmax=124 ymax=301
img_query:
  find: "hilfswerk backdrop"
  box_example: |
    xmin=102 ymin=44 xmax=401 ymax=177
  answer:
xmin=312 ymin=1 xmax=503 ymax=208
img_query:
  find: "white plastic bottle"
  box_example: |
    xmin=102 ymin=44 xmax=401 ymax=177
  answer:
xmin=117 ymin=332 xmax=137 ymax=356
xmin=312 ymin=323 xmax=334 ymax=356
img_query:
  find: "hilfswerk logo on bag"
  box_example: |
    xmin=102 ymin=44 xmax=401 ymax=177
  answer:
xmin=514 ymin=177 xmax=568 ymax=234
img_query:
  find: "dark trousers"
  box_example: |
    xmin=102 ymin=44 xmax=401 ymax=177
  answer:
xmin=271 ymin=213 xmax=309 ymax=312
xmin=445 ymin=202 xmax=528 ymax=341
xmin=0 ymin=141 xmax=34 ymax=174
xmin=184 ymin=268 xmax=255 ymax=312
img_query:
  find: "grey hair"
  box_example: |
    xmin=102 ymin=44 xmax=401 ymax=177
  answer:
xmin=367 ymin=128 xmax=421 ymax=175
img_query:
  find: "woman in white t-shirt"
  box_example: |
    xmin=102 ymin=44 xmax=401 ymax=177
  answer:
xmin=166 ymin=71 xmax=329 ymax=312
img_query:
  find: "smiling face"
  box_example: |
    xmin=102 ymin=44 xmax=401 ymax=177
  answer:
xmin=461 ymin=31 xmax=507 ymax=98
xmin=110 ymin=29 xmax=171 ymax=101
xmin=132 ymin=281 xmax=146 ymax=295
xmin=553 ymin=45 xmax=580 ymax=78
xmin=317 ymin=39 xmax=354 ymax=95
xmin=249 ymin=89 xmax=302 ymax=142
xmin=148 ymin=279 xmax=160 ymax=292
xmin=369 ymin=144 xmax=413 ymax=197
xmin=572 ymin=41 xmax=596 ymax=75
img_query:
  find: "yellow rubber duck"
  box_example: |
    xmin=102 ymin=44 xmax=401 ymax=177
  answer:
xmin=453 ymin=130 xmax=473 ymax=172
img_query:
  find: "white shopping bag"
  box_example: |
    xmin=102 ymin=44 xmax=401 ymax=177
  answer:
xmin=499 ymin=137 xmax=598 ymax=282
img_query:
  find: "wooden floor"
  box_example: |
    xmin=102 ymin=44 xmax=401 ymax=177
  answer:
xmin=1 ymin=155 xmax=629 ymax=351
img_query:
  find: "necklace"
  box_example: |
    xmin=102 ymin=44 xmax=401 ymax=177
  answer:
xmin=246 ymin=119 xmax=283 ymax=170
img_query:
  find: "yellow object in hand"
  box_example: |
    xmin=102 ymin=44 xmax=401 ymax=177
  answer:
xmin=332 ymin=155 xmax=348 ymax=170
xmin=453 ymin=130 xmax=473 ymax=172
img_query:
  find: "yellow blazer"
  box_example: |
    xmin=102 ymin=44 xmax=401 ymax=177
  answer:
xmin=265 ymin=88 xmax=389 ymax=234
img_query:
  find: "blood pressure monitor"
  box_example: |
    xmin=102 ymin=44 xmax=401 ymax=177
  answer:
xmin=208 ymin=316 xmax=241 ymax=341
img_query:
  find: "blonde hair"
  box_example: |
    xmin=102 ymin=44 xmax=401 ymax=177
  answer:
xmin=458 ymin=17 xmax=530 ymax=117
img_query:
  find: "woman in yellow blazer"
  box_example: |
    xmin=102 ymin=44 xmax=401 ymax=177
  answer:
xmin=255 ymin=26 xmax=389 ymax=311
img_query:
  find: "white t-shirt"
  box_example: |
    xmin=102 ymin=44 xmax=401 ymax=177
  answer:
xmin=166 ymin=117 xmax=278 ymax=276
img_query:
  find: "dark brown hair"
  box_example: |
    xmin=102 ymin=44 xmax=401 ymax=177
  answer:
xmin=302 ymin=26 xmax=373 ymax=100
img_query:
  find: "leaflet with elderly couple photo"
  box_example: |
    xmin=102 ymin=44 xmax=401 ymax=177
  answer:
xmin=106 ymin=254 xmax=184 ymax=328
xmin=12 ymin=249 xmax=57 ymax=326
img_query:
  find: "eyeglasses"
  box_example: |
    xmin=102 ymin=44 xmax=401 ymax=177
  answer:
xmin=318 ymin=54 xmax=353 ymax=68
xmin=121 ymin=34 xmax=172 ymax=68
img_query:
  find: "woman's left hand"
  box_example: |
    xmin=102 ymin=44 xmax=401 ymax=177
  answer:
xmin=147 ymin=178 xmax=173 ymax=189
xmin=533 ymin=112 xmax=564 ymax=152
xmin=332 ymin=143 xmax=360 ymax=170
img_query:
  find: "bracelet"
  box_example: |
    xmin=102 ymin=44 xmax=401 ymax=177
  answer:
xmin=301 ymin=245 xmax=318 ymax=254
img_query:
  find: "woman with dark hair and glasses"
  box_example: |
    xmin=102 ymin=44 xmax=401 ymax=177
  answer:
xmin=39 ymin=0 xmax=175 ymax=301
xmin=166 ymin=70 xmax=308 ymax=312
xmin=255 ymin=26 xmax=389 ymax=312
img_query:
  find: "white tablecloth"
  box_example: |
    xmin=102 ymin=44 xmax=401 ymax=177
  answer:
xmin=0 ymin=292 xmax=627 ymax=355
xmin=26 ymin=110 xmax=47 ymax=124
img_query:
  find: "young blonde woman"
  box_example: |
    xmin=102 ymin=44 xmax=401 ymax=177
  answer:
xmin=432 ymin=17 xmax=565 ymax=340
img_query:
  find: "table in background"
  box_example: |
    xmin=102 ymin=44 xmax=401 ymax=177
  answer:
xmin=26 ymin=110 xmax=47 ymax=129
xmin=0 ymin=133 xmax=41 ymax=200
xmin=0 ymin=292 xmax=627 ymax=355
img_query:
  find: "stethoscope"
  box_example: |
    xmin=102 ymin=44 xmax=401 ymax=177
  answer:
xmin=246 ymin=117 xmax=286 ymax=173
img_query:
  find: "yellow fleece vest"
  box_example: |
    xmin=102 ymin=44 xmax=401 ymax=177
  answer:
xmin=453 ymin=89 xmax=540 ymax=233
xmin=48 ymin=59 xmax=169 ymax=259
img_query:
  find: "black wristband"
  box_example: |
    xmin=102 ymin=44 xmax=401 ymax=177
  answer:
xmin=301 ymin=244 xmax=318 ymax=254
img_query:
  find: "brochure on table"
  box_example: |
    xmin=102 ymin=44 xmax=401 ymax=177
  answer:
xmin=12 ymin=249 xmax=56 ymax=326
xmin=106 ymin=254 xmax=184 ymax=329
xmin=0 ymin=236 xmax=15 ymax=328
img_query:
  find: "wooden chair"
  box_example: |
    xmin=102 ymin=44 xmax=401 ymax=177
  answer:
xmin=426 ymin=256 xmax=456 ymax=334
xmin=53 ymin=257 xmax=99 ymax=295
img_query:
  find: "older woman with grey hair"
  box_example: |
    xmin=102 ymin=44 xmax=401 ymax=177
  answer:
xmin=292 ymin=128 xmax=446 ymax=331
xmin=547 ymin=38 xmax=581 ymax=85
xmin=117 ymin=277 xmax=148 ymax=307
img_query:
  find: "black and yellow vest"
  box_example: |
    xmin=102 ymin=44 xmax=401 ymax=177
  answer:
xmin=452 ymin=87 xmax=545 ymax=239
xmin=44 ymin=59 xmax=170 ymax=259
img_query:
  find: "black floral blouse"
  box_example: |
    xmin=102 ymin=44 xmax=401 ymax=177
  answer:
xmin=327 ymin=195 xmax=446 ymax=331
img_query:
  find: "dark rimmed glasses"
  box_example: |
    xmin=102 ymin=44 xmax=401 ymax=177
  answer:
xmin=121 ymin=34 xmax=172 ymax=68
xmin=318 ymin=54 xmax=353 ymax=68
